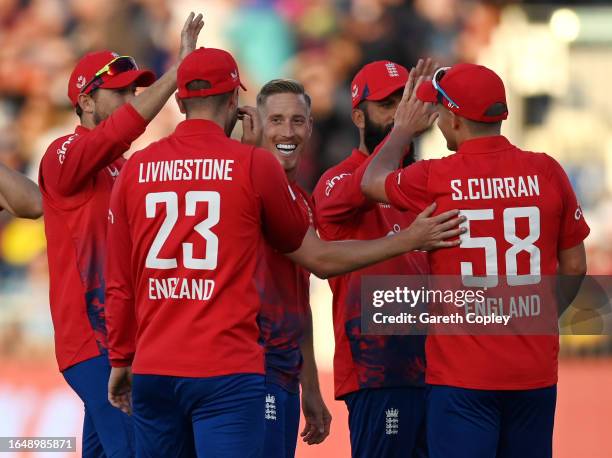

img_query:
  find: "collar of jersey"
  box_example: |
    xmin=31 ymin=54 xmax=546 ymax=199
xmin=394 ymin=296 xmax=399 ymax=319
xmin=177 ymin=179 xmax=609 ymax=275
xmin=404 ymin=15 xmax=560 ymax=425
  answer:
xmin=174 ymin=119 xmax=225 ymax=137
xmin=350 ymin=148 xmax=368 ymax=163
xmin=457 ymin=135 xmax=512 ymax=155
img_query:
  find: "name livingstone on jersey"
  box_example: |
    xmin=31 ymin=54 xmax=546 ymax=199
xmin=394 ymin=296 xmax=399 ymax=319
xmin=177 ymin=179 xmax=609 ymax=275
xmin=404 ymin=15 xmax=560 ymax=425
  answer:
xmin=138 ymin=159 xmax=235 ymax=183
xmin=450 ymin=175 xmax=540 ymax=201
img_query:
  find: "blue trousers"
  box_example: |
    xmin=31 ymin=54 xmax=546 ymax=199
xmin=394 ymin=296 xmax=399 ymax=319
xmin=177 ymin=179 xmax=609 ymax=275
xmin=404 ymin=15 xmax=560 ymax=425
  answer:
xmin=263 ymin=382 xmax=300 ymax=458
xmin=63 ymin=355 xmax=135 ymax=458
xmin=344 ymin=387 xmax=427 ymax=458
xmin=426 ymin=384 xmax=557 ymax=458
xmin=131 ymin=373 xmax=264 ymax=458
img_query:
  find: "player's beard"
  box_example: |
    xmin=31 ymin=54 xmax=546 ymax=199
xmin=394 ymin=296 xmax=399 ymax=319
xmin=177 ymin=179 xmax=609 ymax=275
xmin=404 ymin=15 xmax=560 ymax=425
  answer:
xmin=93 ymin=110 xmax=105 ymax=126
xmin=363 ymin=110 xmax=393 ymax=155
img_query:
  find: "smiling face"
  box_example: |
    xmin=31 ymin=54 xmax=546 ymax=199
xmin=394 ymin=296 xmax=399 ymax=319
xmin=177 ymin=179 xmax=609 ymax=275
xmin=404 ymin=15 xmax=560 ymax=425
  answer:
xmin=259 ymin=92 xmax=313 ymax=178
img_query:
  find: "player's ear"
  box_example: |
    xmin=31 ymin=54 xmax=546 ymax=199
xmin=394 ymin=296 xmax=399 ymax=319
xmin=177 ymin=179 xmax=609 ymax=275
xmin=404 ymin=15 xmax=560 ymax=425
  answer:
xmin=450 ymin=111 xmax=461 ymax=130
xmin=307 ymin=115 xmax=314 ymax=138
xmin=77 ymin=93 xmax=95 ymax=115
xmin=175 ymin=93 xmax=186 ymax=114
xmin=351 ymin=107 xmax=365 ymax=130
xmin=228 ymin=87 xmax=239 ymax=111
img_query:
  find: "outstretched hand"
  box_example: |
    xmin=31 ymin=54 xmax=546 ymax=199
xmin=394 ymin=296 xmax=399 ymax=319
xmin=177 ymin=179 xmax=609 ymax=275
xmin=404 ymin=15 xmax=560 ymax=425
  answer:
xmin=179 ymin=12 xmax=205 ymax=61
xmin=402 ymin=57 xmax=438 ymax=102
xmin=402 ymin=203 xmax=466 ymax=251
xmin=393 ymin=75 xmax=439 ymax=139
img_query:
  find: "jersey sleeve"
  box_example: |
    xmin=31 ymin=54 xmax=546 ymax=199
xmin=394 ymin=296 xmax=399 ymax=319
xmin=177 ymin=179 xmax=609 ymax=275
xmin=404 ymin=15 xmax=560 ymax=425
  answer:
xmin=384 ymin=160 xmax=431 ymax=213
xmin=42 ymin=103 xmax=146 ymax=199
xmin=251 ymin=148 xmax=309 ymax=253
xmin=312 ymin=163 xmax=373 ymax=224
xmin=105 ymin=168 xmax=137 ymax=367
xmin=547 ymin=155 xmax=590 ymax=250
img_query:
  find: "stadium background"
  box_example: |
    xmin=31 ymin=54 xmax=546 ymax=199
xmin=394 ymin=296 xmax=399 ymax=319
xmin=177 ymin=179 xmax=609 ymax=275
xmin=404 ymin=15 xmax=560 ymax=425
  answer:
xmin=0 ymin=0 xmax=611 ymax=456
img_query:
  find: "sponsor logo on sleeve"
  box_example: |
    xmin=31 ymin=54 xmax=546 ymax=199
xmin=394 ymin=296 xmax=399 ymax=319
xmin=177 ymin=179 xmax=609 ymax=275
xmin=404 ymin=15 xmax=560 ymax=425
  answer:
xmin=575 ymin=207 xmax=583 ymax=220
xmin=56 ymin=134 xmax=78 ymax=164
xmin=325 ymin=173 xmax=350 ymax=196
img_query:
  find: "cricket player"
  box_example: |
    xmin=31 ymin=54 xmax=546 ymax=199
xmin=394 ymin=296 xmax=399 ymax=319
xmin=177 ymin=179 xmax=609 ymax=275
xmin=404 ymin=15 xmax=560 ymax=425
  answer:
xmin=250 ymin=79 xmax=332 ymax=457
xmin=38 ymin=13 xmax=203 ymax=458
xmin=361 ymin=62 xmax=590 ymax=458
xmin=0 ymin=162 xmax=42 ymax=218
xmin=105 ymin=49 xmax=464 ymax=457
xmin=243 ymin=78 xmax=466 ymax=458
xmin=311 ymin=61 xmax=432 ymax=458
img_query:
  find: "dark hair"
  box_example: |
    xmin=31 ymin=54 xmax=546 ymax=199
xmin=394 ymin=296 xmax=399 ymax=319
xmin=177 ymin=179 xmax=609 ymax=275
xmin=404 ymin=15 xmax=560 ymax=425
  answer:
xmin=256 ymin=79 xmax=311 ymax=110
xmin=182 ymin=80 xmax=233 ymax=112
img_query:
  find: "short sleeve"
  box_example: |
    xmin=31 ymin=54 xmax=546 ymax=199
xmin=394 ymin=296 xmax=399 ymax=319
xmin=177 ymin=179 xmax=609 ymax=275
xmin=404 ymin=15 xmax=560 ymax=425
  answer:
xmin=547 ymin=156 xmax=590 ymax=250
xmin=312 ymin=163 xmax=372 ymax=225
xmin=384 ymin=160 xmax=432 ymax=213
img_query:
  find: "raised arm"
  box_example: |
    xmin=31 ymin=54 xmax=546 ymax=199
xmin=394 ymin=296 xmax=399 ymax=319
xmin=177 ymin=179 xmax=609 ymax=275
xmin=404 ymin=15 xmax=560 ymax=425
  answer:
xmin=45 ymin=13 xmax=204 ymax=198
xmin=361 ymin=59 xmax=438 ymax=202
xmin=0 ymin=163 xmax=42 ymax=218
xmin=287 ymin=203 xmax=465 ymax=279
xmin=130 ymin=12 xmax=204 ymax=122
xmin=361 ymin=76 xmax=438 ymax=203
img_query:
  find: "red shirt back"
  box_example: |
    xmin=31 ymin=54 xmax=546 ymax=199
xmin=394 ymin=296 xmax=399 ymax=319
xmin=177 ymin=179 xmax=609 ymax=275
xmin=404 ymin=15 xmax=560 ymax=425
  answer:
xmin=39 ymin=104 xmax=146 ymax=371
xmin=105 ymin=119 xmax=308 ymax=377
xmin=313 ymin=149 xmax=429 ymax=399
xmin=385 ymin=135 xmax=590 ymax=389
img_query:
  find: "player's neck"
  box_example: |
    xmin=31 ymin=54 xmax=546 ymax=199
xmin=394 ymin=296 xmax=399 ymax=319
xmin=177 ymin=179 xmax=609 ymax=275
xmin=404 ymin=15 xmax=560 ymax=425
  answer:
xmin=79 ymin=114 xmax=97 ymax=130
xmin=458 ymin=130 xmax=502 ymax=147
xmin=185 ymin=112 xmax=226 ymax=133
xmin=80 ymin=120 xmax=96 ymax=130
xmin=285 ymin=167 xmax=297 ymax=182
xmin=358 ymin=139 xmax=371 ymax=156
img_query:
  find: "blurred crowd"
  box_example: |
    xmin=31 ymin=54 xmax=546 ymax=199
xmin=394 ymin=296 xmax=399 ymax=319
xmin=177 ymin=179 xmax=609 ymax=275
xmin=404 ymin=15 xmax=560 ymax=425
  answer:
xmin=0 ymin=0 xmax=611 ymax=359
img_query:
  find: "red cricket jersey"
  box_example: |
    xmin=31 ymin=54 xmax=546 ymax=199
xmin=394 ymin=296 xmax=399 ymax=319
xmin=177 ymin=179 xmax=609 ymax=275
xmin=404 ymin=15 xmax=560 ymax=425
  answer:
xmin=39 ymin=103 xmax=146 ymax=371
xmin=312 ymin=148 xmax=429 ymax=399
xmin=105 ymin=119 xmax=309 ymax=378
xmin=385 ymin=135 xmax=590 ymax=389
xmin=256 ymin=182 xmax=312 ymax=393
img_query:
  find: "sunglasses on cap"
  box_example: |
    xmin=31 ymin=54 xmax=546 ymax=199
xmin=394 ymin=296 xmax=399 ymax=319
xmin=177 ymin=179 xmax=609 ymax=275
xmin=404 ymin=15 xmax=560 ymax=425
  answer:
xmin=80 ymin=55 xmax=138 ymax=95
xmin=432 ymin=67 xmax=460 ymax=109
